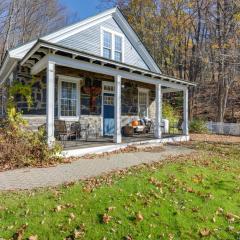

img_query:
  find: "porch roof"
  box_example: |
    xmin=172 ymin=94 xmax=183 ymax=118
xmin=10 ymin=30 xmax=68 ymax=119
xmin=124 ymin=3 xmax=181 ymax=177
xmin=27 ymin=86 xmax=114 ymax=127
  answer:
xmin=20 ymin=39 xmax=196 ymax=88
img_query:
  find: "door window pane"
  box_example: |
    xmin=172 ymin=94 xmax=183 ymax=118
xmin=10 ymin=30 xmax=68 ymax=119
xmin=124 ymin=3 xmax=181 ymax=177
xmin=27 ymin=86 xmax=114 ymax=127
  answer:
xmin=104 ymin=95 xmax=114 ymax=105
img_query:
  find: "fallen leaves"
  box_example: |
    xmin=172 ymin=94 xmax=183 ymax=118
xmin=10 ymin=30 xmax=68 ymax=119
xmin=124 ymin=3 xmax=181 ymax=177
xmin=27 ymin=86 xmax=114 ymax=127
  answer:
xmin=199 ymin=228 xmax=211 ymax=237
xmin=54 ymin=203 xmax=75 ymax=212
xmin=135 ymin=212 xmax=144 ymax=222
xmin=225 ymin=212 xmax=240 ymax=223
xmin=12 ymin=224 xmax=28 ymax=240
xmin=69 ymin=212 xmax=75 ymax=220
xmin=124 ymin=235 xmax=133 ymax=240
xmin=102 ymin=213 xmax=112 ymax=224
xmin=28 ymin=236 xmax=38 ymax=240
xmin=148 ymin=177 xmax=163 ymax=188
xmin=107 ymin=206 xmax=116 ymax=212
xmin=65 ymin=224 xmax=85 ymax=239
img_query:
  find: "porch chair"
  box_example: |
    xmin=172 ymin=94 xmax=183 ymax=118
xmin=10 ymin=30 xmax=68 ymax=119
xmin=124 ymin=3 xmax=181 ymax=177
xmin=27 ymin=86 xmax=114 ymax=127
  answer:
xmin=54 ymin=120 xmax=77 ymax=144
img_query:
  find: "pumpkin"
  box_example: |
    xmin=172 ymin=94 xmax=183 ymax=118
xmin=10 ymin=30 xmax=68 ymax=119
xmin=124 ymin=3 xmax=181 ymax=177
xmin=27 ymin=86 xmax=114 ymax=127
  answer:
xmin=132 ymin=120 xmax=139 ymax=127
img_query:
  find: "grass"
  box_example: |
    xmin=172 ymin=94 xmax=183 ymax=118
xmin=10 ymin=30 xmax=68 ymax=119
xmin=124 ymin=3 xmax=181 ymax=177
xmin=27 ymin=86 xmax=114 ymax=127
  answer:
xmin=0 ymin=142 xmax=240 ymax=239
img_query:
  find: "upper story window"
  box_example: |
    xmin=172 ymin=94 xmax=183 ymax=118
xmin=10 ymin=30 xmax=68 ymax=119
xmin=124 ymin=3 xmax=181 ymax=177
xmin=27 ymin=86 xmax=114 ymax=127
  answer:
xmin=103 ymin=31 xmax=112 ymax=59
xmin=114 ymin=35 xmax=122 ymax=62
xmin=101 ymin=27 xmax=124 ymax=62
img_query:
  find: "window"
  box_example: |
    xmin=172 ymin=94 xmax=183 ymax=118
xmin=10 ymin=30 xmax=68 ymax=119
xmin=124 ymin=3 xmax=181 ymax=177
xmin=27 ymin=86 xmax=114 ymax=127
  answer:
xmin=103 ymin=31 xmax=112 ymax=59
xmin=103 ymin=84 xmax=114 ymax=93
xmin=58 ymin=76 xmax=80 ymax=119
xmin=138 ymin=88 xmax=149 ymax=118
xmin=114 ymin=35 xmax=122 ymax=62
xmin=101 ymin=27 xmax=124 ymax=62
xmin=104 ymin=95 xmax=114 ymax=105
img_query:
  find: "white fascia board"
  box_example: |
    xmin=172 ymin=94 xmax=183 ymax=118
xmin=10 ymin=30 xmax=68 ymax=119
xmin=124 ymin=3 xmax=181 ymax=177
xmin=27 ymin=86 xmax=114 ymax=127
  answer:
xmin=45 ymin=54 xmax=186 ymax=90
xmin=42 ymin=8 xmax=117 ymax=43
xmin=113 ymin=8 xmax=161 ymax=74
xmin=0 ymin=60 xmax=17 ymax=85
xmin=0 ymin=54 xmax=10 ymax=77
xmin=7 ymin=7 xmax=117 ymax=59
xmin=8 ymin=40 xmax=37 ymax=59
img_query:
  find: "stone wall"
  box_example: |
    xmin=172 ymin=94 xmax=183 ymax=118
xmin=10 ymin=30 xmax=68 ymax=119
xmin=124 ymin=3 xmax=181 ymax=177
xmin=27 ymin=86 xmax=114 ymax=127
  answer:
xmin=15 ymin=66 xmax=47 ymax=115
xmin=14 ymin=64 xmax=158 ymax=130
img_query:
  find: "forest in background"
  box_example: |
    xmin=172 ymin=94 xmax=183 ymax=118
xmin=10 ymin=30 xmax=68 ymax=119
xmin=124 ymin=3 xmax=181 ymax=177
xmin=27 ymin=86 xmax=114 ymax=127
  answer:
xmin=0 ymin=0 xmax=239 ymax=122
xmin=100 ymin=0 xmax=240 ymax=122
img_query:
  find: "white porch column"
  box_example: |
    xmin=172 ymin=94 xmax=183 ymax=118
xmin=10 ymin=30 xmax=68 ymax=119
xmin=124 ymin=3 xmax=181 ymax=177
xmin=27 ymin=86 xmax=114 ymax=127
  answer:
xmin=155 ymin=83 xmax=162 ymax=139
xmin=46 ymin=61 xmax=55 ymax=146
xmin=183 ymin=88 xmax=189 ymax=135
xmin=114 ymin=75 xmax=122 ymax=143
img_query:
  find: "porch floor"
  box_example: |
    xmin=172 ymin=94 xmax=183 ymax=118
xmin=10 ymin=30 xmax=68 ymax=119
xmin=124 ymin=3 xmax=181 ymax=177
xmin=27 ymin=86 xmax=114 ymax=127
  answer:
xmin=60 ymin=133 xmax=183 ymax=151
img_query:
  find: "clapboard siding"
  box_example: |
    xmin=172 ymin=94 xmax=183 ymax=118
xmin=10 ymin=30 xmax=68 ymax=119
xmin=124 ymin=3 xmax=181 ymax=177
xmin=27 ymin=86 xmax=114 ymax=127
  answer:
xmin=58 ymin=18 xmax=149 ymax=70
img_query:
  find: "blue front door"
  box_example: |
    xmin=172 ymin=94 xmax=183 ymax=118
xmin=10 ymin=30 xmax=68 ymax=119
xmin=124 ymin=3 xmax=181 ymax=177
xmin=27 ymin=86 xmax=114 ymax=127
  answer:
xmin=103 ymin=93 xmax=114 ymax=136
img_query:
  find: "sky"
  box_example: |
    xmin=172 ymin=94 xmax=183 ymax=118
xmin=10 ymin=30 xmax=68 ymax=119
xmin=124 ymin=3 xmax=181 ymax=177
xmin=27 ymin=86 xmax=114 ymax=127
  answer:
xmin=60 ymin=0 xmax=114 ymax=20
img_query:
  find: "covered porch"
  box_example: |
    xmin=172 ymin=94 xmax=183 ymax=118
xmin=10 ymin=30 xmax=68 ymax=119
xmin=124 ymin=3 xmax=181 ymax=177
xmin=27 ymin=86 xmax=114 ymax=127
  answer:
xmin=20 ymin=40 xmax=194 ymax=155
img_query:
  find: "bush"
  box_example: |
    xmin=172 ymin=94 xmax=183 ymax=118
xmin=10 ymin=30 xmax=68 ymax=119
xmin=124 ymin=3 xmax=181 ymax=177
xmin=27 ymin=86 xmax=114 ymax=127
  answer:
xmin=0 ymin=119 xmax=62 ymax=170
xmin=189 ymin=119 xmax=208 ymax=133
xmin=163 ymin=103 xmax=180 ymax=125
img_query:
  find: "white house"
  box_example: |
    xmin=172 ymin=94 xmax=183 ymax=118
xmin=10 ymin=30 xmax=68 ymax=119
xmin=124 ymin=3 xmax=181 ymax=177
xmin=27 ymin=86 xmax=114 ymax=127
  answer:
xmin=0 ymin=7 xmax=195 ymax=155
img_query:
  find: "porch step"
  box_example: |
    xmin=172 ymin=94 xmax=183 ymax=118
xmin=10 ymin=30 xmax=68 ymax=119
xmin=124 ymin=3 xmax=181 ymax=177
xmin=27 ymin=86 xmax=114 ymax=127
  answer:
xmin=61 ymin=135 xmax=190 ymax=158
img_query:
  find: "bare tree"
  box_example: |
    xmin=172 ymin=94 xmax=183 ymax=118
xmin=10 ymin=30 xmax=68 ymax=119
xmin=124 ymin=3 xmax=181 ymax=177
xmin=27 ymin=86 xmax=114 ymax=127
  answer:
xmin=0 ymin=0 xmax=68 ymax=63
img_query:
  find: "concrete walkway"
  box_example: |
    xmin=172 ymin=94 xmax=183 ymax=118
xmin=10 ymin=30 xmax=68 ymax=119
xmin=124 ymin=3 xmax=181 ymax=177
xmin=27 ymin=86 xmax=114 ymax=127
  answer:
xmin=0 ymin=145 xmax=194 ymax=191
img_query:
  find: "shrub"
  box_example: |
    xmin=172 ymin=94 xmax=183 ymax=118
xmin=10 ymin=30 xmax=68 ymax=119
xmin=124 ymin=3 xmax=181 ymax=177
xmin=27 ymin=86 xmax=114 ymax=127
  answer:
xmin=189 ymin=119 xmax=208 ymax=133
xmin=163 ymin=103 xmax=180 ymax=125
xmin=0 ymin=78 xmax=62 ymax=170
xmin=0 ymin=119 xmax=62 ymax=170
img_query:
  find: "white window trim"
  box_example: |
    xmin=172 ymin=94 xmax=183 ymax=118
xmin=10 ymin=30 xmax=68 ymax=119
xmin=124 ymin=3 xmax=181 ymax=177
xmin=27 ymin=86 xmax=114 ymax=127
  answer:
xmin=100 ymin=26 xmax=125 ymax=63
xmin=101 ymin=81 xmax=115 ymax=136
xmin=138 ymin=87 xmax=149 ymax=118
xmin=57 ymin=75 xmax=82 ymax=121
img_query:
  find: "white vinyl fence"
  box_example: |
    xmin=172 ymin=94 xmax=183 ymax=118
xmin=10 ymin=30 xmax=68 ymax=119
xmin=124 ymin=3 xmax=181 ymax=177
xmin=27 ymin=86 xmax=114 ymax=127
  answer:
xmin=207 ymin=121 xmax=240 ymax=136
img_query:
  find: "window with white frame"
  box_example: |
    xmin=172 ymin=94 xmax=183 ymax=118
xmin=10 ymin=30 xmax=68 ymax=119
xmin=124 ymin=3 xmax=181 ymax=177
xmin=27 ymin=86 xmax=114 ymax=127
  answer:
xmin=102 ymin=28 xmax=124 ymax=62
xmin=103 ymin=31 xmax=112 ymax=59
xmin=114 ymin=35 xmax=123 ymax=62
xmin=58 ymin=77 xmax=80 ymax=118
xmin=138 ymin=88 xmax=149 ymax=118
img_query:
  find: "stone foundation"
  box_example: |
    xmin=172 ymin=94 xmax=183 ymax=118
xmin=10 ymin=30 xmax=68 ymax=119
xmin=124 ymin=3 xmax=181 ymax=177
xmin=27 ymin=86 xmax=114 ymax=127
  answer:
xmin=23 ymin=115 xmax=46 ymax=131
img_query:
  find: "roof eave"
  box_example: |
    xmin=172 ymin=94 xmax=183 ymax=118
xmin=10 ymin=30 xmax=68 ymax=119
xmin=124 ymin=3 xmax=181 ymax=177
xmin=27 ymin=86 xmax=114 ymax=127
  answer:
xmin=21 ymin=40 xmax=196 ymax=87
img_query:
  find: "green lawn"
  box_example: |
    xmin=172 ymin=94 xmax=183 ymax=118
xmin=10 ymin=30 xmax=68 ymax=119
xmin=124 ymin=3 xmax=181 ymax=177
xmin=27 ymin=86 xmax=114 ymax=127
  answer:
xmin=0 ymin=142 xmax=240 ymax=240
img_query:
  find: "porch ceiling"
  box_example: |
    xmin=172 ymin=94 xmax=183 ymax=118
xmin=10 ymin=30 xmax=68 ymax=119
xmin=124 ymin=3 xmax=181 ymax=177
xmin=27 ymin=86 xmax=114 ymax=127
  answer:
xmin=20 ymin=39 xmax=196 ymax=90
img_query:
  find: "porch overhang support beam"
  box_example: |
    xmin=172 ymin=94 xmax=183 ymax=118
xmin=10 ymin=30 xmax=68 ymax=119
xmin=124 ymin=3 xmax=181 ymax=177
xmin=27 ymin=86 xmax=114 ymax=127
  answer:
xmin=162 ymin=88 xmax=183 ymax=94
xmin=31 ymin=54 xmax=188 ymax=91
xmin=31 ymin=55 xmax=48 ymax=75
xmin=46 ymin=61 xmax=55 ymax=146
xmin=155 ymin=83 xmax=162 ymax=139
xmin=114 ymin=75 xmax=122 ymax=143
